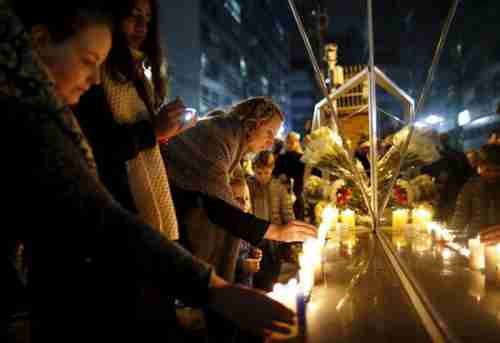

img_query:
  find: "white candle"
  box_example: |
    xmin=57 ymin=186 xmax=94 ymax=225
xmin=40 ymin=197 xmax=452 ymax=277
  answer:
xmin=485 ymin=244 xmax=500 ymax=285
xmin=267 ymin=280 xmax=299 ymax=340
xmin=468 ymin=271 xmax=485 ymax=302
xmin=392 ymin=232 xmax=407 ymax=250
xmin=268 ymin=279 xmax=300 ymax=312
xmin=341 ymin=209 xmax=355 ymax=229
xmin=321 ymin=205 xmax=338 ymax=225
xmin=299 ymin=268 xmax=314 ymax=294
xmin=412 ymin=208 xmax=432 ymax=231
xmin=392 ymin=209 xmax=408 ymax=230
xmin=318 ymin=206 xmax=338 ymax=244
xmin=468 ymin=236 xmax=485 ymax=270
xmin=318 ymin=222 xmax=329 ymax=245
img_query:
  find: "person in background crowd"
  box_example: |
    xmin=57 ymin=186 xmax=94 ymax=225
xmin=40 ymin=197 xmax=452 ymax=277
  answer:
xmin=450 ymin=144 xmax=500 ymax=238
xmin=465 ymin=148 xmax=480 ymax=175
xmin=2 ymin=1 xmax=296 ymax=341
xmin=487 ymin=129 xmax=500 ymax=145
xmin=248 ymin=151 xmax=296 ymax=291
xmin=231 ymin=173 xmax=262 ymax=288
xmin=421 ymin=132 xmax=473 ymax=223
xmin=273 ymin=131 xmax=307 ymax=219
xmin=272 ymin=138 xmax=284 ymax=160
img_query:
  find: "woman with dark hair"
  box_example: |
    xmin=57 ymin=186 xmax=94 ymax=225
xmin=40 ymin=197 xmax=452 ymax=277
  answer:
xmin=74 ymin=0 xmax=193 ymax=240
xmin=2 ymin=1 xmax=295 ymax=341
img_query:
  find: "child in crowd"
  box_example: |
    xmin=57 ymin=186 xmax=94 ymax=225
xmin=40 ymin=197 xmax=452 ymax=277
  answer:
xmin=247 ymin=151 xmax=295 ymax=291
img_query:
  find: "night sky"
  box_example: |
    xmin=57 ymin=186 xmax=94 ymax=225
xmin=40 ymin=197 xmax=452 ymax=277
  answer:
xmin=290 ymin=0 xmax=500 ymax=122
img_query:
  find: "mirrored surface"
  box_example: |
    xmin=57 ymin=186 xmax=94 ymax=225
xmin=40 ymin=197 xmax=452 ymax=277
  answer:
xmin=381 ymin=226 xmax=500 ymax=342
xmin=274 ymin=230 xmax=431 ymax=342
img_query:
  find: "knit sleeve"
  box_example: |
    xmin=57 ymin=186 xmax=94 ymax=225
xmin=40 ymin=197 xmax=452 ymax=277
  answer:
xmin=74 ymin=85 xmax=157 ymax=164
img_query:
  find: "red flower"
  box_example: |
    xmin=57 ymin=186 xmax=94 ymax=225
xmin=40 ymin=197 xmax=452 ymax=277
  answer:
xmin=337 ymin=187 xmax=353 ymax=206
xmin=393 ymin=186 xmax=408 ymax=205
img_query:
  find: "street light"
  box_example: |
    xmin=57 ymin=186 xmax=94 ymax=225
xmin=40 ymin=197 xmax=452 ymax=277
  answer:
xmin=425 ymin=114 xmax=444 ymax=125
xmin=458 ymin=109 xmax=471 ymax=126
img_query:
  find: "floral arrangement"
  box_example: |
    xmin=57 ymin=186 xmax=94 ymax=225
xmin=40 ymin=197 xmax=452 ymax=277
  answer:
xmin=302 ymin=125 xmax=440 ymax=219
xmin=335 ymin=181 xmax=353 ymax=207
xmin=303 ymin=175 xmax=332 ymax=204
xmin=387 ymin=175 xmax=437 ymax=210
xmin=390 ymin=179 xmax=411 ymax=208
xmin=302 ymin=127 xmax=359 ymax=180
xmin=408 ymin=174 xmax=438 ymax=206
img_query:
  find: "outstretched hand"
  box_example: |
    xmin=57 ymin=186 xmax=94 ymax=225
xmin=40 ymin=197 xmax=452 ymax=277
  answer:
xmin=208 ymin=275 xmax=295 ymax=336
xmin=264 ymin=220 xmax=318 ymax=242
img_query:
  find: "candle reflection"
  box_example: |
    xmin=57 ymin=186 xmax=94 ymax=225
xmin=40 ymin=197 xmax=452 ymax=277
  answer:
xmin=469 ymin=270 xmax=485 ymax=303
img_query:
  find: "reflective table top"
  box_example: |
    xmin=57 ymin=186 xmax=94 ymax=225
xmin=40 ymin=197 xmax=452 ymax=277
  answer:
xmin=381 ymin=226 xmax=500 ymax=342
xmin=275 ymin=229 xmax=431 ymax=342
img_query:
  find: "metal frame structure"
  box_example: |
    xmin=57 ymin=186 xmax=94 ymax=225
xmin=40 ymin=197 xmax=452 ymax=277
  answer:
xmin=287 ymin=1 xmax=463 ymax=342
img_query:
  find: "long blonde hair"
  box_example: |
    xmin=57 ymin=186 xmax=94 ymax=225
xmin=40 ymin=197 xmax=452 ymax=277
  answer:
xmin=206 ymin=96 xmax=284 ymax=133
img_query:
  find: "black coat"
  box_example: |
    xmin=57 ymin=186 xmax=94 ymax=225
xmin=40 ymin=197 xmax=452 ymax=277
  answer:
xmin=4 ymin=96 xmax=212 ymax=342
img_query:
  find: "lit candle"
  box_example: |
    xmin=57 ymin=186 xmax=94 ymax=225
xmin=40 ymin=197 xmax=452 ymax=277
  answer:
xmin=392 ymin=231 xmax=407 ymax=250
xmin=341 ymin=209 xmax=355 ymax=229
xmin=412 ymin=208 xmax=432 ymax=231
xmin=468 ymin=236 xmax=485 ymax=270
xmin=485 ymin=244 xmax=500 ymax=285
xmin=267 ymin=280 xmax=299 ymax=340
xmin=318 ymin=222 xmax=329 ymax=246
xmin=318 ymin=206 xmax=338 ymax=244
xmin=392 ymin=209 xmax=408 ymax=230
xmin=299 ymin=268 xmax=314 ymax=294
xmin=468 ymin=270 xmax=485 ymax=302
xmin=321 ymin=205 xmax=338 ymax=224
xmin=296 ymin=287 xmax=307 ymax=336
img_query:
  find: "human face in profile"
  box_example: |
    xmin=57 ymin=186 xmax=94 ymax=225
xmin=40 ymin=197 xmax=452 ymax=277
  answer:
xmin=34 ymin=24 xmax=112 ymax=105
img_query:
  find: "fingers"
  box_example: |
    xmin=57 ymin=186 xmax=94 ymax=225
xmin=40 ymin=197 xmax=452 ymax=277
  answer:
xmin=260 ymin=296 xmax=295 ymax=325
xmin=267 ymin=320 xmax=295 ymax=334
xmin=286 ymin=221 xmax=318 ymax=242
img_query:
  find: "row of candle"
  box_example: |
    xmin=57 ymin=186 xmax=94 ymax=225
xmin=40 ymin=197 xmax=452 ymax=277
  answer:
xmin=266 ymin=205 xmax=339 ymax=338
xmin=468 ymin=236 xmax=500 ymax=286
xmin=317 ymin=206 xmax=356 ymax=234
xmin=392 ymin=207 xmax=433 ymax=230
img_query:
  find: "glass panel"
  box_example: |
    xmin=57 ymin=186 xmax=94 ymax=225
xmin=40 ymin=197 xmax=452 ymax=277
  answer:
xmin=301 ymin=231 xmax=432 ymax=343
xmin=295 ymin=0 xmax=500 ymax=340
xmin=380 ymin=228 xmax=500 ymax=341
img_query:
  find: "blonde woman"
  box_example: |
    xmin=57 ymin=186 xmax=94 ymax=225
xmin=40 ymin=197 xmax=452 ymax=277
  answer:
xmin=164 ymin=97 xmax=316 ymax=271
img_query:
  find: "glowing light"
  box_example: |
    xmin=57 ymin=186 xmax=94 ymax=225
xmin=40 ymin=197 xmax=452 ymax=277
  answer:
xmin=425 ymin=114 xmax=444 ymax=125
xmin=458 ymin=109 xmax=471 ymax=126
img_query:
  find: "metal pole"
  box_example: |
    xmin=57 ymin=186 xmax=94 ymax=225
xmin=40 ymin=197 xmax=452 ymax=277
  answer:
xmin=287 ymin=0 xmax=374 ymax=219
xmin=367 ymin=0 xmax=379 ymax=230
